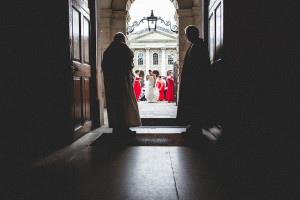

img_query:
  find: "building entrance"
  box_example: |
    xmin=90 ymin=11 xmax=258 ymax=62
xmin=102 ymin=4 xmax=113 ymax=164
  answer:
xmin=99 ymin=0 xmax=203 ymax=127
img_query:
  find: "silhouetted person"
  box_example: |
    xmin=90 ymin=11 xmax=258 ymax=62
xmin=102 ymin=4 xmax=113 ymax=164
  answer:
xmin=102 ymin=32 xmax=141 ymax=137
xmin=176 ymin=25 xmax=213 ymax=135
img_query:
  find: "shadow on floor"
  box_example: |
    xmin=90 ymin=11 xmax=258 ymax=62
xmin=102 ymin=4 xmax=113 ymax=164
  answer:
xmin=90 ymin=133 xmax=187 ymax=146
xmin=140 ymin=118 xmax=177 ymax=126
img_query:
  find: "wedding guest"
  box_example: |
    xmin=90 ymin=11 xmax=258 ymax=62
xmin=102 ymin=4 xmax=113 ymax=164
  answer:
xmin=165 ymin=71 xmax=174 ymax=103
xmin=156 ymin=76 xmax=165 ymax=101
xmin=133 ymin=70 xmax=142 ymax=101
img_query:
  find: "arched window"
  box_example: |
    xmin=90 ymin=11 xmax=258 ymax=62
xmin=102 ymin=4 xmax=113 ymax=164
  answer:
xmin=153 ymin=70 xmax=159 ymax=77
xmin=138 ymin=53 xmax=143 ymax=65
xmin=168 ymin=53 xmax=174 ymax=65
xmin=153 ymin=53 xmax=158 ymax=65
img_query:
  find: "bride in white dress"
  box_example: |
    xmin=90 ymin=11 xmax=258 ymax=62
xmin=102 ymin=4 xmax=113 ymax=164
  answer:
xmin=145 ymin=70 xmax=159 ymax=102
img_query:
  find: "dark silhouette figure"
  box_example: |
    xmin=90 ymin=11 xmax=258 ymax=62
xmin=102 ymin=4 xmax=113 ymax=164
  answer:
xmin=102 ymin=32 xmax=141 ymax=136
xmin=176 ymin=25 xmax=213 ymax=133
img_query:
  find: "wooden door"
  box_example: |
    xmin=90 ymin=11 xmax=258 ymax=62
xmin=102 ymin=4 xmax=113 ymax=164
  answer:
xmin=70 ymin=0 xmax=92 ymax=139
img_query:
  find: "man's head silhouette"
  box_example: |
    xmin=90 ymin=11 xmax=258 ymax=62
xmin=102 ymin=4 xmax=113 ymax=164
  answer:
xmin=113 ymin=32 xmax=126 ymax=43
xmin=185 ymin=25 xmax=199 ymax=43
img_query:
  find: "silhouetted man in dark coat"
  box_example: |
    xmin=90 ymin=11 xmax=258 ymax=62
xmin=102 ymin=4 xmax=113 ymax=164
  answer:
xmin=176 ymin=25 xmax=213 ymax=134
xmin=102 ymin=32 xmax=139 ymax=136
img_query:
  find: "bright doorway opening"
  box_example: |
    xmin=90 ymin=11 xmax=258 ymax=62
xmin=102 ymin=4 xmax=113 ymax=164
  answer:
xmin=127 ymin=0 xmax=179 ymax=124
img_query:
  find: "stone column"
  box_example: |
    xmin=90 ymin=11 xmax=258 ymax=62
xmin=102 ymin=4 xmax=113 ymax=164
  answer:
xmin=192 ymin=7 xmax=201 ymax=36
xmin=145 ymin=48 xmax=150 ymax=74
xmin=161 ymin=48 xmax=166 ymax=76
xmin=175 ymin=9 xmax=194 ymax=74
xmin=131 ymin=48 xmax=135 ymax=66
xmin=100 ymin=9 xmax=113 ymax=51
xmin=111 ymin=11 xmax=128 ymax=38
xmin=97 ymin=1 xmax=104 ymax=125
xmin=100 ymin=9 xmax=113 ymax=111
xmin=175 ymin=9 xmax=196 ymax=103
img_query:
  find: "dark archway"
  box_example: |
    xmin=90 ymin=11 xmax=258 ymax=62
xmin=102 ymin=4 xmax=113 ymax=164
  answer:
xmin=139 ymin=70 xmax=145 ymax=88
xmin=153 ymin=70 xmax=159 ymax=77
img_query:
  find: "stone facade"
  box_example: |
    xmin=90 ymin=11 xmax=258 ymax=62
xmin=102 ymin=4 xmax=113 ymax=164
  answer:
xmin=128 ymin=26 xmax=178 ymax=77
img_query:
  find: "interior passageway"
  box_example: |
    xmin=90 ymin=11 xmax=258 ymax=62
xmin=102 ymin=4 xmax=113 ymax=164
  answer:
xmin=3 ymin=125 xmax=278 ymax=199
xmin=2 ymin=0 xmax=297 ymax=199
xmin=2 ymin=129 xmax=223 ymax=200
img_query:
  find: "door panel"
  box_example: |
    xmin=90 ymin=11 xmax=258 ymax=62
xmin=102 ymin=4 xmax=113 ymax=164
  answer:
xmin=72 ymin=8 xmax=81 ymax=61
xmin=84 ymin=78 xmax=90 ymax=121
xmin=70 ymin=0 xmax=91 ymax=139
xmin=73 ymin=77 xmax=82 ymax=130
xmin=209 ymin=13 xmax=215 ymax=63
xmin=215 ymin=2 xmax=223 ymax=59
xmin=83 ymin=17 xmax=90 ymax=63
xmin=209 ymin=0 xmax=223 ymax=63
xmin=208 ymin=0 xmax=224 ymax=126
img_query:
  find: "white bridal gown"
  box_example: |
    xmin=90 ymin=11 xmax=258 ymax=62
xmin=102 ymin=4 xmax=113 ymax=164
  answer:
xmin=145 ymin=76 xmax=159 ymax=102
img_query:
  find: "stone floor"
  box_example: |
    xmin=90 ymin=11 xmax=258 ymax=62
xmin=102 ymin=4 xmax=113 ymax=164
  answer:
xmin=138 ymin=101 xmax=177 ymax=118
xmin=2 ymin=103 xmax=292 ymax=200
xmin=2 ymin=128 xmax=223 ymax=200
xmin=104 ymin=101 xmax=177 ymax=124
xmin=2 ymin=126 xmax=294 ymax=200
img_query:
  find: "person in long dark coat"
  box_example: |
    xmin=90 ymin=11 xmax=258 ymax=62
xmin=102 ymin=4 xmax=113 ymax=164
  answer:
xmin=176 ymin=25 xmax=213 ymax=134
xmin=102 ymin=32 xmax=141 ymax=136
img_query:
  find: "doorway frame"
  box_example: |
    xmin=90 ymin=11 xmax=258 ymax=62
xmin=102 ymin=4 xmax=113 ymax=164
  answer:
xmin=95 ymin=0 xmax=206 ymax=128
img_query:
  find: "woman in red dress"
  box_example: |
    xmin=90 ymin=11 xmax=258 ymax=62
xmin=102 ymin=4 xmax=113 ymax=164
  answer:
xmin=156 ymin=76 xmax=165 ymax=101
xmin=133 ymin=70 xmax=142 ymax=101
xmin=165 ymin=71 xmax=174 ymax=103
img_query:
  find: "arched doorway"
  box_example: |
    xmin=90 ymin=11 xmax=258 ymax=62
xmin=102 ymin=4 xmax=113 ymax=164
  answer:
xmin=126 ymin=0 xmax=178 ymax=123
xmin=153 ymin=70 xmax=159 ymax=77
xmin=98 ymin=0 xmax=203 ymax=126
xmin=139 ymin=70 xmax=145 ymax=88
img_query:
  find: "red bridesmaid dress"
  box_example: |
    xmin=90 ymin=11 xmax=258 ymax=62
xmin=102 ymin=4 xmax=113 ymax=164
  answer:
xmin=133 ymin=77 xmax=141 ymax=101
xmin=165 ymin=76 xmax=174 ymax=102
xmin=156 ymin=81 xmax=165 ymax=100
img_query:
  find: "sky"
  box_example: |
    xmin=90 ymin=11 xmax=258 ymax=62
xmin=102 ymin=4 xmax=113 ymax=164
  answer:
xmin=128 ymin=0 xmax=176 ymax=32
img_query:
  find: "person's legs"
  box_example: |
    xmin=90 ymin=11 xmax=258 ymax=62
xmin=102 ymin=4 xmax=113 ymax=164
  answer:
xmin=180 ymin=103 xmax=208 ymax=135
xmin=113 ymin=126 xmax=136 ymax=138
xmin=182 ymin=123 xmax=203 ymax=135
xmin=106 ymin=85 xmax=136 ymax=137
xmin=111 ymin=106 xmax=136 ymax=137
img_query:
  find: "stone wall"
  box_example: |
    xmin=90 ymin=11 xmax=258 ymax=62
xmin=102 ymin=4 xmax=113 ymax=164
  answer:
xmin=132 ymin=48 xmax=177 ymax=76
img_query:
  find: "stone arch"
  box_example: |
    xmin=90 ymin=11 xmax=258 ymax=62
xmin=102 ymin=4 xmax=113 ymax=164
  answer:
xmin=139 ymin=70 xmax=145 ymax=88
xmin=112 ymin=0 xmax=197 ymax=11
xmin=99 ymin=0 xmax=203 ymax=112
xmin=100 ymin=0 xmax=202 ymax=63
xmin=153 ymin=70 xmax=159 ymax=77
xmin=167 ymin=70 xmax=173 ymax=76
